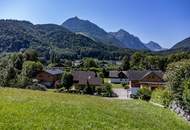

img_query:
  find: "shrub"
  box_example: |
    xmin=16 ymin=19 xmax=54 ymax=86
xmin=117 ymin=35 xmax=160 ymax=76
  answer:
xmin=61 ymin=73 xmax=73 ymax=90
xmin=182 ymin=79 xmax=190 ymax=110
xmin=151 ymin=88 xmax=172 ymax=107
xmin=22 ymin=61 xmax=43 ymax=78
xmin=151 ymin=89 xmax=163 ymax=104
xmin=165 ymin=60 xmax=190 ymax=109
xmin=137 ymin=87 xmax=152 ymax=101
xmin=96 ymin=87 xmax=103 ymax=95
xmin=164 ymin=60 xmax=190 ymax=102
xmin=26 ymin=83 xmax=47 ymax=91
xmin=122 ymin=83 xmax=129 ymax=89
xmin=102 ymin=83 xmax=114 ymax=97
xmin=83 ymin=85 xmax=95 ymax=95
xmin=162 ymin=88 xmax=173 ymax=107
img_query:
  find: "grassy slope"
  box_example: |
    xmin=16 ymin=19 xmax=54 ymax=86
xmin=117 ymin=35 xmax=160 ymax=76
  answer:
xmin=0 ymin=88 xmax=189 ymax=130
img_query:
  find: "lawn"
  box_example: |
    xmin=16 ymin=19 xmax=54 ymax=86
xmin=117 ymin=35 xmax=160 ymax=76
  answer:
xmin=0 ymin=88 xmax=189 ymax=130
xmin=104 ymin=78 xmax=123 ymax=88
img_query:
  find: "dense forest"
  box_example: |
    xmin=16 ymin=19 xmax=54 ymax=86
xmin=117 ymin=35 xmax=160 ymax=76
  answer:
xmin=0 ymin=20 xmax=133 ymax=60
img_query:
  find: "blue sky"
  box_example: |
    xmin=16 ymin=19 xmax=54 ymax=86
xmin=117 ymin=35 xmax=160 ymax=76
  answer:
xmin=0 ymin=0 xmax=190 ymax=48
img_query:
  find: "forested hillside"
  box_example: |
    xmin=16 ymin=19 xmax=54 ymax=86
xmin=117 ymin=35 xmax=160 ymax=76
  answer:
xmin=0 ymin=20 xmax=132 ymax=60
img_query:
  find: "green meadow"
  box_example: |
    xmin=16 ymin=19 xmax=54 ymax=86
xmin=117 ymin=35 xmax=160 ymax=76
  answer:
xmin=0 ymin=88 xmax=189 ymax=130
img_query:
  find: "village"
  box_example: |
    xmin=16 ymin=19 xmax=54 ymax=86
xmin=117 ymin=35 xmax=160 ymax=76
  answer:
xmin=0 ymin=0 xmax=190 ymax=129
xmin=33 ymin=58 xmax=166 ymax=99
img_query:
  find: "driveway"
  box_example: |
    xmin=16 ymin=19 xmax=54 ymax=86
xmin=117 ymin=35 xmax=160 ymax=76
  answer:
xmin=112 ymin=88 xmax=130 ymax=100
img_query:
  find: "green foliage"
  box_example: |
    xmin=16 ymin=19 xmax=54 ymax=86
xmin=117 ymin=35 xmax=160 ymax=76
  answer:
xmin=102 ymin=83 xmax=113 ymax=97
xmin=122 ymin=83 xmax=129 ymax=89
xmin=15 ymin=75 xmax=32 ymax=88
xmin=151 ymin=88 xmax=172 ymax=107
xmin=11 ymin=53 xmax=23 ymax=70
xmin=168 ymin=52 xmax=190 ymax=63
xmin=83 ymin=58 xmax=98 ymax=68
xmin=102 ymin=68 xmax=109 ymax=78
xmin=83 ymin=84 xmax=95 ymax=95
xmin=61 ymin=73 xmax=73 ymax=90
xmin=165 ymin=60 xmax=190 ymax=102
xmin=22 ymin=61 xmax=43 ymax=78
xmin=137 ymin=87 xmax=152 ymax=101
xmin=161 ymin=88 xmax=173 ymax=107
xmin=0 ymin=20 xmax=132 ymax=60
xmin=121 ymin=55 xmax=130 ymax=70
xmin=130 ymin=52 xmax=145 ymax=70
xmin=23 ymin=49 xmax=38 ymax=61
xmin=182 ymin=79 xmax=190 ymax=109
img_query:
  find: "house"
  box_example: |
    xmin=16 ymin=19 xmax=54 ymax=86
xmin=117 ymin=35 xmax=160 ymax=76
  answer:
xmin=109 ymin=70 xmax=165 ymax=96
xmin=127 ymin=70 xmax=165 ymax=96
xmin=109 ymin=71 xmax=128 ymax=83
xmin=36 ymin=68 xmax=64 ymax=88
xmin=72 ymin=71 xmax=102 ymax=88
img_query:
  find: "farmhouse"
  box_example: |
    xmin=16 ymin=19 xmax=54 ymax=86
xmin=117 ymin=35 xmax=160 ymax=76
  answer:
xmin=109 ymin=70 xmax=165 ymax=95
xmin=36 ymin=68 xmax=63 ymax=88
xmin=127 ymin=70 xmax=165 ymax=95
xmin=72 ymin=71 xmax=102 ymax=87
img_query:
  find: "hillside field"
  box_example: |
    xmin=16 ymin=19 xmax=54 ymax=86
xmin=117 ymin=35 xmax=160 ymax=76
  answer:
xmin=0 ymin=88 xmax=189 ymax=130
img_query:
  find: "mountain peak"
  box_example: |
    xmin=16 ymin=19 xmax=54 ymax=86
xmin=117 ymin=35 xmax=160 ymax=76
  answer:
xmin=110 ymin=30 xmax=149 ymax=50
xmin=62 ymin=17 xmax=124 ymax=47
xmin=118 ymin=29 xmax=126 ymax=33
xmin=145 ymin=41 xmax=163 ymax=51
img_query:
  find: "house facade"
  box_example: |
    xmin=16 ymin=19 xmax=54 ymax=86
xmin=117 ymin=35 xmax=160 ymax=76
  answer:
xmin=36 ymin=69 xmax=63 ymax=88
xmin=72 ymin=71 xmax=102 ymax=89
xmin=109 ymin=70 xmax=165 ymax=96
xmin=127 ymin=70 xmax=165 ymax=96
xmin=109 ymin=71 xmax=128 ymax=83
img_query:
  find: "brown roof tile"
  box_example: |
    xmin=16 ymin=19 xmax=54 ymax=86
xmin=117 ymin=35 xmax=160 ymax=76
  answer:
xmin=72 ymin=71 xmax=102 ymax=85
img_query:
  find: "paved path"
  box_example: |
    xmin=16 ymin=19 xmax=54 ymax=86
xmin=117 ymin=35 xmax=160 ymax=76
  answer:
xmin=112 ymin=88 xmax=130 ymax=100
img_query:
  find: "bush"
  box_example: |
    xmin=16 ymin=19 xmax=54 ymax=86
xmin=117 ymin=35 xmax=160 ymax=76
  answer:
xmin=61 ymin=73 xmax=73 ymax=90
xmin=137 ymin=87 xmax=152 ymax=101
xmin=122 ymin=83 xmax=129 ymax=89
xmin=26 ymin=83 xmax=47 ymax=91
xmin=182 ymin=79 xmax=190 ymax=110
xmin=102 ymin=83 xmax=114 ymax=97
xmin=83 ymin=85 xmax=95 ymax=95
xmin=165 ymin=60 xmax=190 ymax=102
xmin=151 ymin=88 xmax=172 ymax=107
xmin=165 ymin=60 xmax=190 ymax=109
xmin=96 ymin=87 xmax=103 ymax=95
xmin=162 ymin=88 xmax=173 ymax=107
xmin=151 ymin=89 xmax=163 ymax=104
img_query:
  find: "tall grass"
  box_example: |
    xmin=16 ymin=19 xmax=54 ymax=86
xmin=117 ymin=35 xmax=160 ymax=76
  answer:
xmin=0 ymin=88 xmax=189 ymax=130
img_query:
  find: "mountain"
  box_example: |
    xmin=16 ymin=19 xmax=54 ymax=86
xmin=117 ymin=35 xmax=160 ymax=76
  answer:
xmin=62 ymin=17 xmax=124 ymax=47
xmin=110 ymin=29 xmax=149 ymax=50
xmin=0 ymin=19 xmax=132 ymax=60
xmin=145 ymin=41 xmax=164 ymax=51
xmin=172 ymin=37 xmax=190 ymax=49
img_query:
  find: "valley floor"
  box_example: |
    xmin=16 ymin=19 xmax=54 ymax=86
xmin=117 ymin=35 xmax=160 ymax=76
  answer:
xmin=0 ymin=88 xmax=189 ymax=130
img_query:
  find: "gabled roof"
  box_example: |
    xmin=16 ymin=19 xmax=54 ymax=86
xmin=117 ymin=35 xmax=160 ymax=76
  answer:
xmin=109 ymin=71 xmax=127 ymax=78
xmin=45 ymin=69 xmax=64 ymax=75
xmin=109 ymin=70 xmax=164 ymax=81
xmin=126 ymin=70 xmax=164 ymax=81
xmin=72 ymin=71 xmax=102 ymax=85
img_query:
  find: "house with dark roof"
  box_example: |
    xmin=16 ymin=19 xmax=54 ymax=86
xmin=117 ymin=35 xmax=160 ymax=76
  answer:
xmin=72 ymin=71 xmax=102 ymax=88
xmin=109 ymin=70 xmax=165 ymax=95
xmin=109 ymin=71 xmax=128 ymax=83
xmin=36 ymin=68 xmax=64 ymax=88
